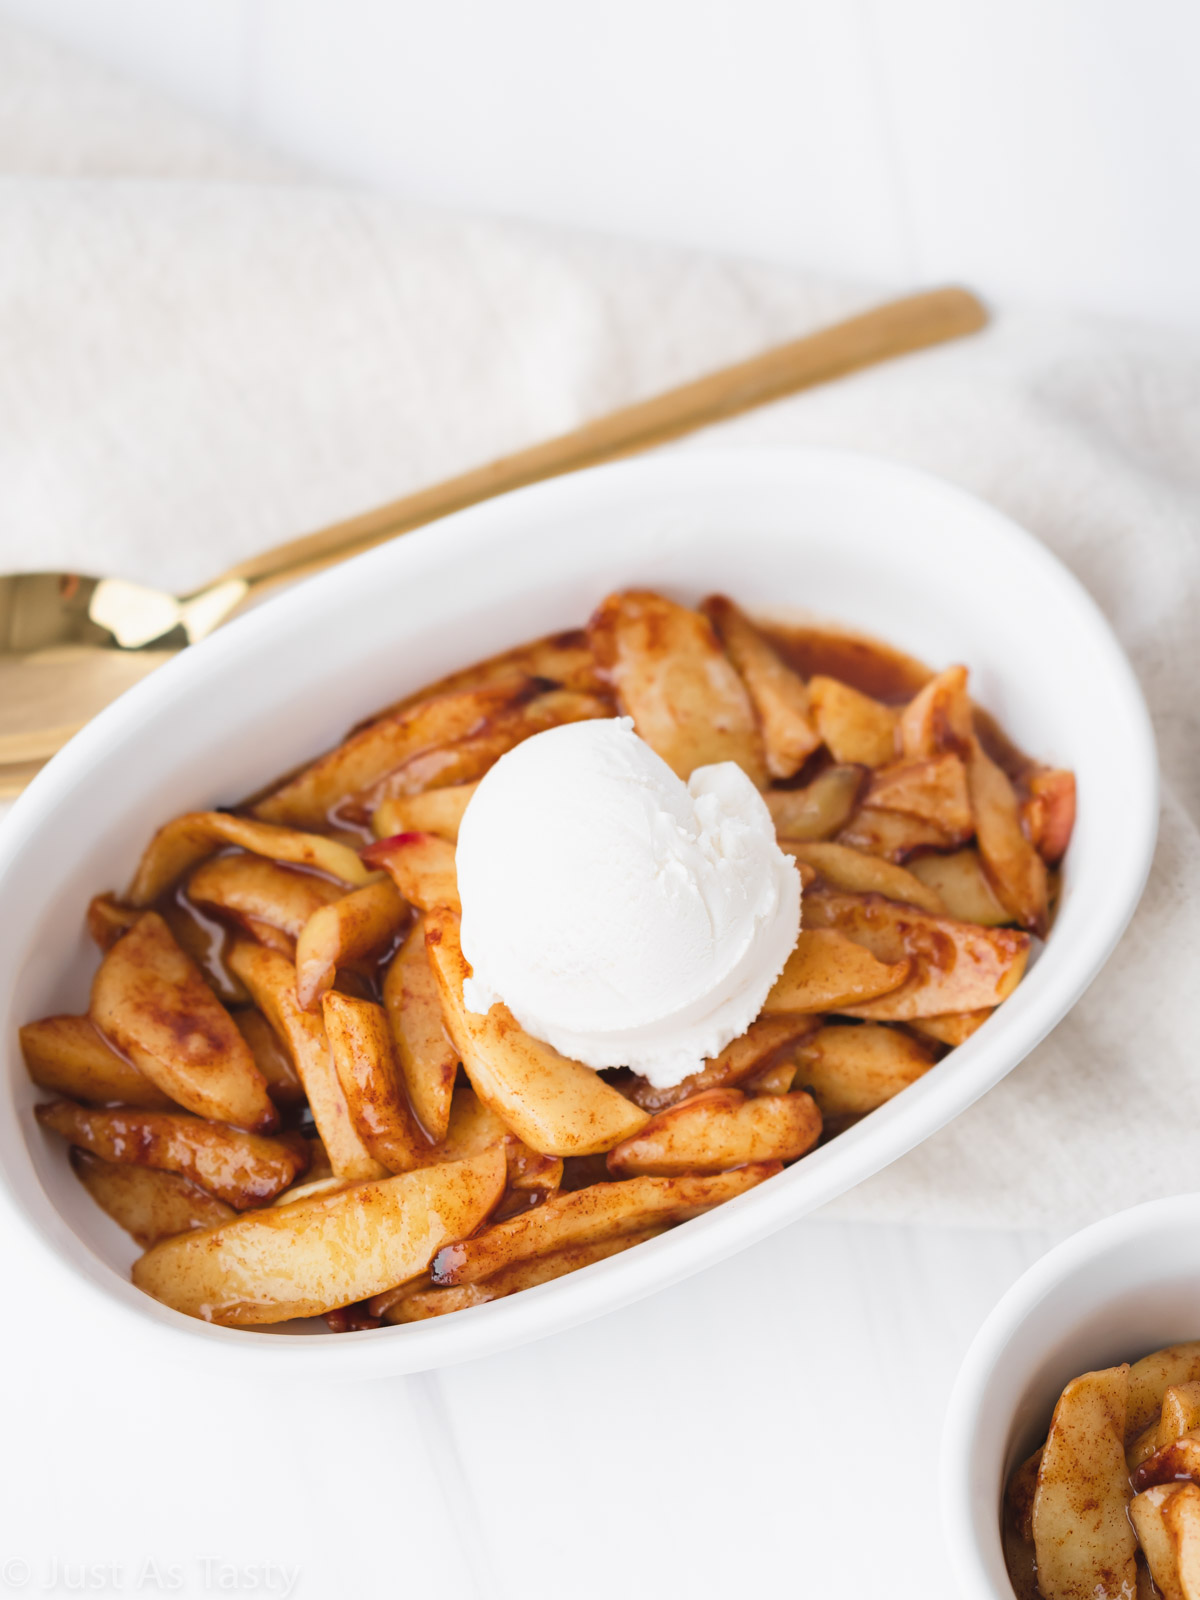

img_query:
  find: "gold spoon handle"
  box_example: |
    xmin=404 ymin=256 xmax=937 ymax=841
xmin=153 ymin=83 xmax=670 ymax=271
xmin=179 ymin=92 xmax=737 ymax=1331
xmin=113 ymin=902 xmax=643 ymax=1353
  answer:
xmin=226 ymin=286 xmax=986 ymax=594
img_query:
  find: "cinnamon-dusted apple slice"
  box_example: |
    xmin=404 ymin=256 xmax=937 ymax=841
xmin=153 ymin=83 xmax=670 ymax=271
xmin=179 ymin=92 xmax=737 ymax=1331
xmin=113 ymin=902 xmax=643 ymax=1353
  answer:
xmin=70 ymin=1149 xmax=235 ymax=1247
xmin=90 ymin=911 xmax=276 ymax=1132
xmin=132 ymin=1147 xmax=507 ymax=1326
xmin=906 ymin=848 xmax=1011 ymax=926
xmin=1134 ymin=1434 xmax=1200 ymax=1493
xmin=806 ymin=676 xmax=898 ymax=767
xmin=367 ymin=690 xmax=612 ymax=805
xmin=35 ymin=1100 xmax=307 ymax=1209
xmin=229 ymin=941 xmax=388 ymax=1182
xmin=865 ymin=753 xmax=973 ymax=836
xmin=379 ymin=1226 xmax=668 ymax=1323
xmin=762 ymin=929 xmax=910 ymax=1013
xmin=803 ymin=889 xmax=1030 ymax=1020
xmin=353 ymin=629 xmax=607 ymax=727
xmin=588 ymin=590 xmax=767 ymax=784
xmin=294 ymin=878 xmax=408 ymax=1010
xmin=907 ymin=1010 xmax=993 ymax=1047
xmin=898 ymin=665 xmax=1048 ymax=932
xmin=86 ymin=893 xmax=139 ymax=951
xmin=765 ymin=765 xmax=866 ymax=841
xmin=371 ymin=782 xmax=479 ymax=843
xmin=780 ymin=840 xmax=945 ymax=915
xmin=363 ymin=832 xmax=460 ymax=914
xmin=431 ymin=1163 xmax=779 ymax=1286
xmin=322 ymin=991 xmax=432 ymax=1174
xmin=1160 ymin=1384 xmax=1200 ymax=1449
xmin=627 ymin=1015 xmax=819 ymax=1113
xmin=232 ymin=1008 xmax=305 ymax=1106
xmin=606 ymin=1087 xmax=821 ymax=1176
xmin=20 ymin=1014 xmax=175 ymax=1109
xmin=1163 ymin=1484 xmax=1200 ymax=1600
xmin=188 ymin=853 xmax=344 ymax=943
xmin=793 ymin=1024 xmax=935 ymax=1117
xmin=1031 ymin=1364 xmax=1137 ymax=1600
xmin=127 ymin=812 xmax=373 ymax=906
xmin=834 ymin=807 xmax=957 ymax=862
xmin=1130 ymin=1485 xmax=1187 ymax=1600
xmin=251 ymin=680 xmax=533 ymax=828
xmin=1128 ymin=1344 xmax=1200 ymax=1437
xmin=382 ymin=916 xmax=458 ymax=1143
xmin=424 ymin=908 xmax=649 ymax=1158
xmin=703 ymin=595 xmax=820 ymax=779
xmin=1022 ymin=768 xmax=1077 ymax=865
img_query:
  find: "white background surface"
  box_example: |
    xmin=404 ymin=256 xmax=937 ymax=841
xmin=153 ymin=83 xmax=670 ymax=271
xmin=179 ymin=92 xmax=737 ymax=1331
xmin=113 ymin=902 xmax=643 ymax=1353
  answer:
xmin=0 ymin=0 xmax=1198 ymax=328
xmin=0 ymin=7 xmax=1180 ymax=1596
xmin=0 ymin=1185 xmax=1059 ymax=1599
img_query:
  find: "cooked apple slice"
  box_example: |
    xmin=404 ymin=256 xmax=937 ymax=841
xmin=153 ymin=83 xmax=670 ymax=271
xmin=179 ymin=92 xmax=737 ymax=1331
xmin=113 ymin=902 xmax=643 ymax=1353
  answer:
xmin=803 ymin=889 xmax=1030 ymax=1020
xmin=90 ymin=911 xmax=276 ymax=1132
xmin=627 ymin=1016 xmax=819 ymax=1112
xmin=348 ymin=630 xmax=607 ymax=729
xmin=763 ymin=929 xmax=910 ymax=1013
xmin=323 ymin=991 xmax=432 ymax=1174
xmin=781 ymin=840 xmax=945 ymax=914
xmin=251 ymin=681 xmax=534 ymax=828
xmin=1134 ymin=1434 xmax=1200 ymax=1492
xmin=232 ymin=1008 xmax=305 ymax=1106
xmin=896 ymin=665 xmax=1048 ymax=931
xmin=907 ymin=1010 xmax=993 ymax=1047
xmin=1160 ymin=1384 xmax=1200 ymax=1450
xmin=1128 ymin=1345 xmax=1200 ymax=1437
xmin=806 ymin=676 xmax=898 ymax=767
xmin=1164 ymin=1484 xmax=1200 ymax=1600
xmin=793 ymin=1024 xmax=934 ymax=1117
xmin=740 ymin=1058 xmax=798 ymax=1096
xmin=865 ymin=754 xmax=973 ymax=836
xmin=368 ymin=689 xmax=612 ymax=806
xmin=606 ymin=1087 xmax=820 ymax=1176
xmin=371 ymin=782 xmax=480 ymax=843
xmin=1131 ymin=1485 xmax=1186 ymax=1600
xmin=431 ymin=1162 xmax=780 ymax=1286
xmin=835 ymin=806 xmax=956 ymax=862
xmin=1031 ymin=1364 xmax=1136 ymax=1600
xmin=897 ymin=665 xmax=972 ymax=758
xmin=968 ymin=740 xmax=1049 ymax=935
xmin=703 ymin=595 xmax=820 ymax=779
xmin=294 ymin=878 xmax=408 ymax=1010
xmin=382 ymin=916 xmax=458 ymax=1143
xmin=188 ymin=853 xmax=344 ymax=943
xmin=128 ymin=812 xmax=373 ymax=906
xmin=228 ymin=941 xmax=388 ymax=1182
xmin=1129 ymin=1419 xmax=1165 ymax=1473
xmin=71 ymin=1148 xmax=235 ymax=1246
xmin=1023 ymin=768 xmax=1077 ymax=865
xmin=20 ymin=1014 xmax=175 ymax=1109
xmin=424 ymin=909 xmax=648 ymax=1156
xmin=362 ymin=832 xmax=460 ymax=913
xmin=907 ymin=848 xmax=1011 ymax=926
xmin=588 ymin=589 xmax=767 ymax=784
xmin=379 ymin=1226 xmax=669 ymax=1323
xmin=132 ymin=1146 xmax=506 ymax=1326
xmin=86 ymin=893 xmax=140 ymax=951
xmin=1006 ymin=1447 xmax=1044 ymax=1544
xmin=766 ymin=766 xmax=866 ymax=841
xmin=35 ymin=1100 xmax=307 ymax=1209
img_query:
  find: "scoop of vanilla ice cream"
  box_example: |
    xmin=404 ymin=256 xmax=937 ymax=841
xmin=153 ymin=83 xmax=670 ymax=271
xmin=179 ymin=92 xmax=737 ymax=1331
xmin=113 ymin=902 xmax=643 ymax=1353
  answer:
xmin=456 ymin=717 xmax=801 ymax=1088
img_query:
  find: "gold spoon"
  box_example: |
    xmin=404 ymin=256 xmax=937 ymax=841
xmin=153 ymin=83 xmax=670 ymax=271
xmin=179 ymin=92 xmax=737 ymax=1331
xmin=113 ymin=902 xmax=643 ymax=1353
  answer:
xmin=0 ymin=286 xmax=986 ymax=794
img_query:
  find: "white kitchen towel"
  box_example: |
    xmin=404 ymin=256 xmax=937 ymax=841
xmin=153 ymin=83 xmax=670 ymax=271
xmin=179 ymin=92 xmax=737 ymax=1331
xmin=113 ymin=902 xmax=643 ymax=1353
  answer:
xmin=3 ymin=20 xmax=1198 ymax=1230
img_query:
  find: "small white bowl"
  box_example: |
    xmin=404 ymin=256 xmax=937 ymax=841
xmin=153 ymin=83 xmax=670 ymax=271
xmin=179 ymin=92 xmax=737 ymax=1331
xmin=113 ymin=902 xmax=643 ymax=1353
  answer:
xmin=0 ymin=448 xmax=1157 ymax=1376
xmin=942 ymin=1196 xmax=1200 ymax=1599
